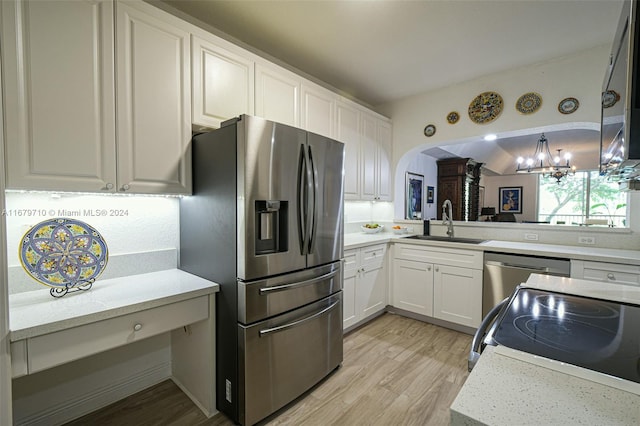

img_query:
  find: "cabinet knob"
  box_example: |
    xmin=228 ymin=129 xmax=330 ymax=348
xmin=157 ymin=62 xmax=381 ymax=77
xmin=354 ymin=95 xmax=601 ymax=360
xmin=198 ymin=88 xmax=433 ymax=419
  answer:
xmin=121 ymin=184 xmax=130 ymax=191
xmin=372 ymin=252 xmax=377 ymax=256
xmin=607 ymin=273 xmax=616 ymax=280
xmin=427 ymin=266 xmax=431 ymax=271
xmin=133 ymin=323 xmax=143 ymax=332
xmin=104 ymin=183 xmax=114 ymax=190
xmin=435 ymin=267 xmax=439 ymax=272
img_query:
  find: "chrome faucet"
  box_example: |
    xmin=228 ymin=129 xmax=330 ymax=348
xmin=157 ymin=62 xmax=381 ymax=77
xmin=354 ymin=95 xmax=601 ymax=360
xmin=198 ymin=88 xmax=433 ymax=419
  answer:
xmin=442 ymin=199 xmax=454 ymax=238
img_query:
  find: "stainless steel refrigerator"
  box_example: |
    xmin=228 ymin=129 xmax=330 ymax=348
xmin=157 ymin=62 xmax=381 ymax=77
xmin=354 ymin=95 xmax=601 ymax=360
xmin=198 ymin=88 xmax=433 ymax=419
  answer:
xmin=179 ymin=114 xmax=344 ymax=425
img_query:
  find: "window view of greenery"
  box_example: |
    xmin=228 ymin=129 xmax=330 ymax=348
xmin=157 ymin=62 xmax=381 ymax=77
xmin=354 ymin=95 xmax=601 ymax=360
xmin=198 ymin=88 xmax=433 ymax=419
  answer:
xmin=538 ymin=171 xmax=628 ymax=227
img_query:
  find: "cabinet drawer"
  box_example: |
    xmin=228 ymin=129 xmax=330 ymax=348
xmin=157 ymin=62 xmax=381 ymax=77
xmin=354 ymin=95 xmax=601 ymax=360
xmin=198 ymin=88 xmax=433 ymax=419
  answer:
xmin=344 ymin=249 xmax=358 ymax=274
xmin=27 ymin=296 xmax=209 ymax=373
xmin=394 ymin=243 xmax=482 ymax=269
xmin=11 ymin=340 xmax=27 ymax=378
xmin=572 ymin=260 xmax=640 ymax=286
xmin=361 ymin=244 xmax=386 ymax=269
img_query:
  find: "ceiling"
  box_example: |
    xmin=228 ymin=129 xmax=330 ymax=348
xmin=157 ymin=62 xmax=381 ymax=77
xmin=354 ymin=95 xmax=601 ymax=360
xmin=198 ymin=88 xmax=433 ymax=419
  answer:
xmin=157 ymin=0 xmax=623 ymax=107
xmin=422 ymin=126 xmax=605 ymax=176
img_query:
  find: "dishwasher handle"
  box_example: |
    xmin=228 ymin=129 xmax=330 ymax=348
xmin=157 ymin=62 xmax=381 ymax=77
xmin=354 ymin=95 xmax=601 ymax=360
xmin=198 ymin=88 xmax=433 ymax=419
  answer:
xmin=468 ymin=297 xmax=509 ymax=372
xmin=484 ymin=260 xmax=564 ymax=275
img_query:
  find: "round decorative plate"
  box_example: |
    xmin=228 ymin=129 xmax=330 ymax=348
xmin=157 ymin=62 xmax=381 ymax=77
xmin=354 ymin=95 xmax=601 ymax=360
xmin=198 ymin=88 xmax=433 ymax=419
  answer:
xmin=447 ymin=111 xmax=460 ymax=124
xmin=558 ymin=97 xmax=579 ymax=114
xmin=424 ymin=124 xmax=436 ymax=137
xmin=19 ymin=218 xmax=108 ymax=288
xmin=516 ymin=92 xmax=542 ymax=114
xmin=602 ymin=90 xmax=620 ymax=108
xmin=468 ymin=91 xmax=503 ymax=124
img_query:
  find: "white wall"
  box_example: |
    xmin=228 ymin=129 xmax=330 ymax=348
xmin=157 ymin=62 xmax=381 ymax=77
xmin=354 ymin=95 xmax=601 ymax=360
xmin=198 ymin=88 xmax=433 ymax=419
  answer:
xmin=393 ymin=153 xmax=438 ymax=220
xmin=379 ymin=46 xmax=609 ymax=165
xmin=378 ymin=45 xmax=639 ymax=248
xmin=5 ymin=192 xmax=179 ymax=293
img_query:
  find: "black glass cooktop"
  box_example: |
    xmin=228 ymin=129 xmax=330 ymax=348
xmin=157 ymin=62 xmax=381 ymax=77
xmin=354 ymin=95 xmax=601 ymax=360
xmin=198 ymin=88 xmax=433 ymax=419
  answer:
xmin=493 ymin=287 xmax=640 ymax=384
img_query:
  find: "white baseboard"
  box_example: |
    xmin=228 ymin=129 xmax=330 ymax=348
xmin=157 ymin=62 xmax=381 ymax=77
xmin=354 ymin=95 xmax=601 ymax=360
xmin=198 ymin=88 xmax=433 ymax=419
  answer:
xmin=14 ymin=361 xmax=171 ymax=426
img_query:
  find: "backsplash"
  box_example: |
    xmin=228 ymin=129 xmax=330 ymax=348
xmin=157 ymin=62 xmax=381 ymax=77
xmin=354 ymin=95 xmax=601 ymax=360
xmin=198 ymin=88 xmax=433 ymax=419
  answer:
xmin=4 ymin=192 xmax=179 ymax=294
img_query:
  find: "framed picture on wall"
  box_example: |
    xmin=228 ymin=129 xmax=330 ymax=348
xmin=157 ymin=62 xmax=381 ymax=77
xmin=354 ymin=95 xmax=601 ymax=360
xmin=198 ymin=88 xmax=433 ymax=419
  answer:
xmin=498 ymin=186 xmax=523 ymax=214
xmin=405 ymin=172 xmax=424 ymax=219
xmin=426 ymin=186 xmax=434 ymax=204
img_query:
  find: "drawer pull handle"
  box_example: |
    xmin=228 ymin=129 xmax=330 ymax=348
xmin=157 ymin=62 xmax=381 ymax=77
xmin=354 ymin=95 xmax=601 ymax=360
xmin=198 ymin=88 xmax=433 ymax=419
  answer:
xmin=133 ymin=323 xmax=143 ymax=332
xmin=607 ymin=273 xmax=616 ymax=280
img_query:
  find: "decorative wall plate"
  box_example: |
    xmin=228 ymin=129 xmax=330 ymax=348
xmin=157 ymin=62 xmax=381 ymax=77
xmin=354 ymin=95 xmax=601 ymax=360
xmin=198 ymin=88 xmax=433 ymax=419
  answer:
xmin=558 ymin=97 xmax=579 ymax=114
xmin=468 ymin=91 xmax=503 ymax=124
xmin=19 ymin=218 xmax=108 ymax=289
xmin=446 ymin=111 xmax=460 ymax=124
xmin=602 ymin=90 xmax=620 ymax=108
xmin=515 ymin=92 xmax=542 ymax=114
xmin=424 ymin=124 xmax=436 ymax=137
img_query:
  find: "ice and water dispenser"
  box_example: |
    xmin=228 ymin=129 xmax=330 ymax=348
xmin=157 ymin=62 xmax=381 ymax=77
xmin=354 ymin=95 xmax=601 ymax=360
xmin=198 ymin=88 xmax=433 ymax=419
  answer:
xmin=255 ymin=200 xmax=288 ymax=255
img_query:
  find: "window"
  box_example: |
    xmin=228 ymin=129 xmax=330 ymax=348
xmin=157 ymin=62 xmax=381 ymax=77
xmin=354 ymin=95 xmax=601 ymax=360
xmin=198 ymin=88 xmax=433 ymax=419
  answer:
xmin=537 ymin=171 xmax=628 ymax=227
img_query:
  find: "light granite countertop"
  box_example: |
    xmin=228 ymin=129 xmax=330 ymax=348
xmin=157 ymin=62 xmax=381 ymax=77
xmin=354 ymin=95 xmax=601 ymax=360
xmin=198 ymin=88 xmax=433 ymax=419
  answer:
xmin=450 ymin=274 xmax=640 ymax=425
xmin=9 ymin=269 xmax=219 ymax=341
xmin=450 ymin=345 xmax=640 ymax=426
xmin=345 ymin=232 xmax=640 ymax=266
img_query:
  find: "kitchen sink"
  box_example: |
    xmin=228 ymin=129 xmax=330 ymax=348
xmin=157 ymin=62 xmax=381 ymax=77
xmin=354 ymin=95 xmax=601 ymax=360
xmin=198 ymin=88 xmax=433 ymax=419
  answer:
xmin=406 ymin=235 xmax=486 ymax=244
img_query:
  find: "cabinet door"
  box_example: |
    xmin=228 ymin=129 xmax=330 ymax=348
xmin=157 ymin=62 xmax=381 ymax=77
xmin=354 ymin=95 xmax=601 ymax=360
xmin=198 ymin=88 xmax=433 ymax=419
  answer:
xmin=377 ymin=120 xmax=393 ymax=201
xmin=116 ymin=1 xmax=192 ymax=194
xmin=433 ymin=264 xmax=482 ymax=328
xmin=301 ymin=83 xmax=335 ymax=138
xmin=360 ymin=113 xmax=377 ymax=201
xmin=2 ymin=0 xmax=116 ymax=192
xmin=255 ymin=63 xmax=300 ymax=126
xmin=359 ymin=244 xmax=388 ymax=318
xmin=343 ymin=250 xmax=359 ymax=329
xmin=392 ymin=259 xmax=433 ymax=316
xmin=192 ymin=35 xmax=254 ymax=129
xmin=336 ymin=101 xmax=361 ymax=199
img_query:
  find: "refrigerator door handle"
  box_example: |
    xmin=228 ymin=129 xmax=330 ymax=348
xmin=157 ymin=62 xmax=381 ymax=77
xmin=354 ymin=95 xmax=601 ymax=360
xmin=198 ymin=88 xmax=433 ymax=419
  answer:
xmin=258 ymin=299 xmax=340 ymax=337
xmin=307 ymin=145 xmax=318 ymax=254
xmin=258 ymin=269 xmax=339 ymax=295
xmin=297 ymin=144 xmax=308 ymax=255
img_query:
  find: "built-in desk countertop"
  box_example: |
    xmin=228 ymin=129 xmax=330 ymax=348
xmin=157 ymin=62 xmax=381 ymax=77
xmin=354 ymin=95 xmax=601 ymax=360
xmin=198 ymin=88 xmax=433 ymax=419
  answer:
xmin=10 ymin=269 xmax=219 ymax=341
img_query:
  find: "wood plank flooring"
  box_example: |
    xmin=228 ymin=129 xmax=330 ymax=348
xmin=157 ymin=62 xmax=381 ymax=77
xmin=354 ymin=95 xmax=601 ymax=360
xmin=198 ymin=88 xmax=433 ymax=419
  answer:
xmin=65 ymin=313 xmax=472 ymax=426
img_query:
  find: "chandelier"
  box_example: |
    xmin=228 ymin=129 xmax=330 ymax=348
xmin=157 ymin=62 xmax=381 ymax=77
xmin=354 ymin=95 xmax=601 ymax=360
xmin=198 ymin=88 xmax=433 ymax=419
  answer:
xmin=516 ymin=133 xmax=576 ymax=183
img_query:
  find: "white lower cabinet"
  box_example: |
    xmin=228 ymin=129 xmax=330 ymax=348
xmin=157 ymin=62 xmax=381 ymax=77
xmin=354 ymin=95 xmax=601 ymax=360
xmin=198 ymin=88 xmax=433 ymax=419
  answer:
xmin=433 ymin=264 xmax=483 ymax=328
xmin=343 ymin=244 xmax=388 ymax=329
xmin=392 ymin=259 xmax=433 ymax=316
xmin=571 ymin=260 xmax=640 ymax=286
xmin=392 ymin=243 xmax=483 ymax=328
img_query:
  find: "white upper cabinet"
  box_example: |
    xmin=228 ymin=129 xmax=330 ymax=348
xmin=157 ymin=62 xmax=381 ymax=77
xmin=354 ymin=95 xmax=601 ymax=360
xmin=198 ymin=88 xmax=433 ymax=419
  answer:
xmin=2 ymin=0 xmax=117 ymax=192
xmin=255 ymin=62 xmax=301 ymax=127
xmin=192 ymin=34 xmax=254 ymax=129
xmin=301 ymin=82 xmax=335 ymax=138
xmin=116 ymin=1 xmax=192 ymax=194
xmin=2 ymin=0 xmax=192 ymax=194
xmin=336 ymin=99 xmax=393 ymax=201
xmin=336 ymin=100 xmax=361 ymax=199
xmin=376 ymin=120 xmax=393 ymax=201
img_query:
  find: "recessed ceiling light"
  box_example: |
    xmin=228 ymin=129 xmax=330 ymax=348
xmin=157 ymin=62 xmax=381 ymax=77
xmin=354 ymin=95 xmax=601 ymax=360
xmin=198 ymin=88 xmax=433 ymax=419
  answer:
xmin=484 ymin=134 xmax=497 ymax=141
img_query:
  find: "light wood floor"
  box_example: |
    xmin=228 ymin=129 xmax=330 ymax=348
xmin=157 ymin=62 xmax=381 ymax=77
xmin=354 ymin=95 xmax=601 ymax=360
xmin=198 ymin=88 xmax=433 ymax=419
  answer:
xmin=65 ymin=313 xmax=472 ymax=426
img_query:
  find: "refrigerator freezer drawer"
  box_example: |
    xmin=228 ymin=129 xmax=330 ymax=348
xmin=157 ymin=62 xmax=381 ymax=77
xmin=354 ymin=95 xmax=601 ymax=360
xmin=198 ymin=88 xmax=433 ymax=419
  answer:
xmin=238 ymin=262 xmax=342 ymax=324
xmin=238 ymin=292 xmax=343 ymax=426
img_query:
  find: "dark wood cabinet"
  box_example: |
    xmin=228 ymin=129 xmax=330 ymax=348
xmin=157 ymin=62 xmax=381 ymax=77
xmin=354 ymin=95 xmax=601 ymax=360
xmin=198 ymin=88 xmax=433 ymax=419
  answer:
xmin=436 ymin=158 xmax=482 ymax=221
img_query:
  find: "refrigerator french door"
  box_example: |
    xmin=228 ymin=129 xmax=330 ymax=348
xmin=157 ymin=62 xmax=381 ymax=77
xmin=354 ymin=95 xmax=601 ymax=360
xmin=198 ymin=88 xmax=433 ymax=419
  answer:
xmin=179 ymin=115 xmax=344 ymax=425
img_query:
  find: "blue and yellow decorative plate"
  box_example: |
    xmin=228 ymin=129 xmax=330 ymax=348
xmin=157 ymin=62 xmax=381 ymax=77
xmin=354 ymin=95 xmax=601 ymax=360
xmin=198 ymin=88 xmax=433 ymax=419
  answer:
xmin=19 ymin=218 xmax=108 ymax=289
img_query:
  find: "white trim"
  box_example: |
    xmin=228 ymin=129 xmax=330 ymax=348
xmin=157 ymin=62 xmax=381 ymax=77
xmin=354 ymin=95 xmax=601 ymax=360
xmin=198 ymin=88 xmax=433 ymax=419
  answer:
xmin=0 ymin=1 xmax=14 ymax=421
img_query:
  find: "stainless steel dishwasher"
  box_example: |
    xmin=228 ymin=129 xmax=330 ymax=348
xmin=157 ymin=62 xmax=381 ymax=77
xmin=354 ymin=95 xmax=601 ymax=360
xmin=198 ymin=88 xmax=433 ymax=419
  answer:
xmin=482 ymin=252 xmax=570 ymax=317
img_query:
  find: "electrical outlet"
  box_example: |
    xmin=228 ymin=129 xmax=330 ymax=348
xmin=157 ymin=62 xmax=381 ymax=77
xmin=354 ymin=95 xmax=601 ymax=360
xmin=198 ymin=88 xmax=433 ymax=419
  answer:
xmin=579 ymin=236 xmax=596 ymax=245
xmin=524 ymin=233 xmax=539 ymax=241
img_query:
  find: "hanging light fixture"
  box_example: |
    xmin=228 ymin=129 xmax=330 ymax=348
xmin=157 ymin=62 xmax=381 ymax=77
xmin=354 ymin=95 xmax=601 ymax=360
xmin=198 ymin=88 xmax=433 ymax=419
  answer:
xmin=516 ymin=133 xmax=576 ymax=183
